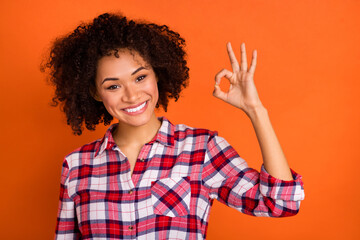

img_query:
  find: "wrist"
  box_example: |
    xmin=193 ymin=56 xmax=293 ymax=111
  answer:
xmin=245 ymin=105 xmax=268 ymax=121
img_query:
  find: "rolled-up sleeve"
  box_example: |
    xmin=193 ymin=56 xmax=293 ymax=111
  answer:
xmin=202 ymin=132 xmax=305 ymax=217
xmin=54 ymin=159 xmax=81 ymax=239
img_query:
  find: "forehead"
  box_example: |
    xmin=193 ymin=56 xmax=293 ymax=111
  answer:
xmin=96 ymin=49 xmax=151 ymax=79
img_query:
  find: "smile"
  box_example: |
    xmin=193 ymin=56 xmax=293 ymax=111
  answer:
xmin=122 ymin=101 xmax=148 ymax=113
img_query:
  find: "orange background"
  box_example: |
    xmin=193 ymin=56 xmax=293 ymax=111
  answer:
xmin=0 ymin=0 xmax=359 ymax=239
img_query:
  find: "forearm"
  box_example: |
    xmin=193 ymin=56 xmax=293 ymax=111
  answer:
xmin=246 ymin=106 xmax=293 ymax=180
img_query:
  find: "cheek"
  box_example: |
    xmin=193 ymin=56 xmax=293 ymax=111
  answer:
xmin=141 ymin=79 xmax=159 ymax=102
xmin=153 ymin=84 xmax=159 ymax=100
xmin=100 ymin=94 xmax=119 ymax=110
xmin=148 ymin=80 xmax=159 ymax=100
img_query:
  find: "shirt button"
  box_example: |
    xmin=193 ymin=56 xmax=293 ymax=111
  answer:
xmin=128 ymin=226 xmax=133 ymax=230
xmin=128 ymin=189 xmax=133 ymax=194
xmin=139 ymin=158 xmax=145 ymax=162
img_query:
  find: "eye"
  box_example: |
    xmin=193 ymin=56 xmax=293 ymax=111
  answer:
xmin=136 ymin=75 xmax=147 ymax=82
xmin=107 ymin=85 xmax=119 ymax=90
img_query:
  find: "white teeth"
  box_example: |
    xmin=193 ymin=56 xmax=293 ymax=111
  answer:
xmin=124 ymin=101 xmax=147 ymax=113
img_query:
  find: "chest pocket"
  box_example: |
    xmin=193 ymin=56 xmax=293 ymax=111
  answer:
xmin=151 ymin=176 xmax=191 ymax=217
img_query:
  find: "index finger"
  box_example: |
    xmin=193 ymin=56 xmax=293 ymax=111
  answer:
xmin=226 ymin=42 xmax=240 ymax=72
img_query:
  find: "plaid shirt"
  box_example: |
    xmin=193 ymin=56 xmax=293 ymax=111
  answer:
xmin=55 ymin=117 xmax=305 ymax=240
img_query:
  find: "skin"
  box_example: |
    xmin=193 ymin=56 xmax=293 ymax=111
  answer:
xmin=94 ymin=49 xmax=161 ymax=174
xmin=213 ymin=42 xmax=293 ymax=180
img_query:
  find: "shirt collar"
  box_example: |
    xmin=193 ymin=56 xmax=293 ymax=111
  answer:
xmin=95 ymin=116 xmax=175 ymax=157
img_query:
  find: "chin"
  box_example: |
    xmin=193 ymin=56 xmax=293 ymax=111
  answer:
xmin=124 ymin=117 xmax=152 ymax=127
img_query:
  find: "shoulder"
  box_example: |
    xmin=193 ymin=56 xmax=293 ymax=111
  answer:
xmin=170 ymin=121 xmax=233 ymax=153
xmin=62 ymin=123 xmax=117 ymax=169
xmin=63 ymin=137 xmax=102 ymax=169
xmin=173 ymin=122 xmax=218 ymax=143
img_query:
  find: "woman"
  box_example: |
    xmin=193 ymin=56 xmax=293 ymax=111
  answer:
xmin=44 ymin=13 xmax=304 ymax=240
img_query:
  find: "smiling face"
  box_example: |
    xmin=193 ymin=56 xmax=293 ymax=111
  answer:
xmin=94 ymin=49 xmax=159 ymax=129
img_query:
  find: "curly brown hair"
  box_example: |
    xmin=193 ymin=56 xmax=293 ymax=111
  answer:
xmin=42 ymin=13 xmax=189 ymax=135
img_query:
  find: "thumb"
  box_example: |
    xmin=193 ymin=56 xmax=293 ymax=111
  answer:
xmin=213 ymin=84 xmax=227 ymax=101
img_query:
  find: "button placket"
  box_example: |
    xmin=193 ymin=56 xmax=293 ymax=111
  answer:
xmin=132 ymin=145 xmax=150 ymax=187
xmin=127 ymin=189 xmax=136 ymax=235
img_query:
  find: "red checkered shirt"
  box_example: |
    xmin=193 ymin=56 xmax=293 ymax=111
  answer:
xmin=55 ymin=117 xmax=305 ymax=240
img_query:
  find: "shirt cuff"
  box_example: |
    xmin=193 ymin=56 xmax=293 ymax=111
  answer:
xmin=259 ymin=164 xmax=305 ymax=201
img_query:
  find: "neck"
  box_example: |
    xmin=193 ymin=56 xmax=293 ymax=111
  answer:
xmin=112 ymin=113 xmax=162 ymax=147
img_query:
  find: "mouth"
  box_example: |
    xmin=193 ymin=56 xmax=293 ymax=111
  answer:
xmin=122 ymin=101 xmax=148 ymax=114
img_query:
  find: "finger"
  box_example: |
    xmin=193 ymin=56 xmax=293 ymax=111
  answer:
xmin=226 ymin=42 xmax=240 ymax=72
xmin=213 ymin=68 xmax=232 ymax=102
xmin=240 ymin=43 xmax=248 ymax=72
xmin=213 ymin=84 xmax=228 ymax=102
xmin=214 ymin=68 xmax=233 ymax=85
xmin=248 ymin=49 xmax=257 ymax=75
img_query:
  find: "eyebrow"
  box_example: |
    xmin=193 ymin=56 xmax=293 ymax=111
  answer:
xmin=101 ymin=66 xmax=147 ymax=84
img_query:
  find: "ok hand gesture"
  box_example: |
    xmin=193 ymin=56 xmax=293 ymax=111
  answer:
xmin=213 ymin=42 xmax=264 ymax=115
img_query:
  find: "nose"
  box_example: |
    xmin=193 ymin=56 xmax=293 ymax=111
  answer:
xmin=122 ymin=85 xmax=139 ymax=103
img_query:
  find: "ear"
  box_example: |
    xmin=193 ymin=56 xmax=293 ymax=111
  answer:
xmin=89 ymin=86 xmax=102 ymax=102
